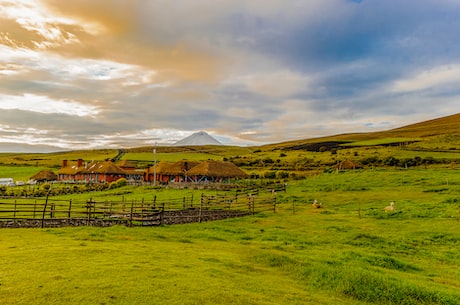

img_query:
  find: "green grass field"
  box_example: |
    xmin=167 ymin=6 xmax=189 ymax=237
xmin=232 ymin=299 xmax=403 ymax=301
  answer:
xmin=1 ymin=114 xmax=460 ymax=304
xmin=1 ymin=169 xmax=459 ymax=305
xmin=0 ymin=166 xmax=44 ymax=182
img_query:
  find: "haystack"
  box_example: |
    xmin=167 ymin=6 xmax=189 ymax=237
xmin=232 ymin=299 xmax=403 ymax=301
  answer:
xmin=333 ymin=160 xmax=361 ymax=170
xmin=30 ymin=169 xmax=57 ymax=182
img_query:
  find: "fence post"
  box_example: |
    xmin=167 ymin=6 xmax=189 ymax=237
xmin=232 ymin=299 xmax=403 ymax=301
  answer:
xmin=153 ymin=195 xmax=157 ymax=209
xmin=273 ymin=196 xmax=276 ymax=213
xmin=358 ymin=201 xmax=361 ymax=219
xmin=247 ymin=195 xmax=252 ymax=214
xmin=199 ymin=200 xmax=203 ymax=223
xmin=50 ymin=202 xmax=55 ymax=219
xmin=13 ymin=200 xmax=17 ymax=219
xmin=160 ymin=203 xmax=164 ymax=225
xmin=129 ymin=200 xmax=134 ymax=227
xmin=68 ymin=199 xmax=72 ymax=220
xmin=86 ymin=198 xmax=92 ymax=226
xmin=41 ymin=192 xmax=50 ymax=228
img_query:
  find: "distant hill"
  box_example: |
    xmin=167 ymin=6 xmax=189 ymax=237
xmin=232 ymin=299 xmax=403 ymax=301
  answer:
xmin=383 ymin=112 xmax=460 ymax=137
xmin=174 ymin=131 xmax=222 ymax=146
xmin=329 ymin=112 xmax=460 ymax=141
xmin=0 ymin=142 xmax=68 ymax=153
xmin=265 ymin=112 xmax=460 ymax=150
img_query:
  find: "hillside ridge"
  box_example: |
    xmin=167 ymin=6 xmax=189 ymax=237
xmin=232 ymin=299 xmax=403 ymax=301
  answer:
xmin=267 ymin=112 xmax=460 ymax=149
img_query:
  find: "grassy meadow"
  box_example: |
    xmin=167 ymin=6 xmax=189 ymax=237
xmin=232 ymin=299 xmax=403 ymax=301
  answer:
xmin=1 ymin=115 xmax=460 ymax=304
xmin=1 ymin=169 xmax=459 ymax=305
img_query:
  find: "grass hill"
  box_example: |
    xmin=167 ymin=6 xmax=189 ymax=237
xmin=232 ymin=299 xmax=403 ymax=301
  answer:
xmin=265 ymin=112 xmax=460 ymax=150
xmin=1 ymin=114 xmax=460 ymax=305
xmin=1 ymin=113 xmax=459 ymax=182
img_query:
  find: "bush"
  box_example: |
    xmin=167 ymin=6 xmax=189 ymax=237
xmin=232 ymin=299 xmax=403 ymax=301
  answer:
xmin=109 ymin=178 xmax=127 ymax=189
xmin=276 ymin=171 xmax=289 ymax=179
xmin=384 ymin=156 xmax=399 ymax=167
xmin=360 ymin=156 xmax=380 ymax=166
xmin=263 ymin=171 xmax=276 ymax=179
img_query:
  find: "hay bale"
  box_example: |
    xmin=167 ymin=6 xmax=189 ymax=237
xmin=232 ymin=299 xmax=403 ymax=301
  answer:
xmin=30 ymin=170 xmax=57 ymax=182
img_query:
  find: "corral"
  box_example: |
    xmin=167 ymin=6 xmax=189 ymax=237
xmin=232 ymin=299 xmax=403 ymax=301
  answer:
xmin=0 ymin=191 xmax=277 ymax=228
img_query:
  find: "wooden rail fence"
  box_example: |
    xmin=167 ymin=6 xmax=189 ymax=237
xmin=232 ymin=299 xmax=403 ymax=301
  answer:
xmin=0 ymin=193 xmax=277 ymax=228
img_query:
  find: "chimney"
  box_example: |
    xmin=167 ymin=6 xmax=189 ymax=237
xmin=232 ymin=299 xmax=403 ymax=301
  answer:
xmin=77 ymin=159 xmax=83 ymax=167
xmin=62 ymin=160 xmax=68 ymax=168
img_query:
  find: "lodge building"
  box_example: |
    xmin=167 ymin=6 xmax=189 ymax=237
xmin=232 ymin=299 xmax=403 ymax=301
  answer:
xmin=56 ymin=159 xmax=247 ymax=184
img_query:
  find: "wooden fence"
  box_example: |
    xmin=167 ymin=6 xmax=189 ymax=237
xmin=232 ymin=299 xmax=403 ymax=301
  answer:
xmin=0 ymin=192 xmax=277 ymax=228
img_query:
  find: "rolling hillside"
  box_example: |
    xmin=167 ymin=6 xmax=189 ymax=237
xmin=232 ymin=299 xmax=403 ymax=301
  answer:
xmin=1 ymin=112 xmax=459 ymax=177
xmin=265 ymin=112 xmax=460 ymax=150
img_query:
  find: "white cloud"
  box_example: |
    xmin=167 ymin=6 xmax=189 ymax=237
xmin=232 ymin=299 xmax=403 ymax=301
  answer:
xmin=0 ymin=0 xmax=101 ymax=48
xmin=0 ymin=44 xmax=160 ymax=85
xmin=392 ymin=65 xmax=460 ymax=93
xmin=0 ymin=93 xmax=99 ymax=117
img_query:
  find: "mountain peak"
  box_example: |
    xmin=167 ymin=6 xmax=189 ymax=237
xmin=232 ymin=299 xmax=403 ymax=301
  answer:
xmin=174 ymin=131 xmax=222 ymax=146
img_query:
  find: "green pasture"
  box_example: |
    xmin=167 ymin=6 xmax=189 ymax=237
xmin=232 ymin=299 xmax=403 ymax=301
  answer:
xmin=0 ymin=206 xmax=458 ymax=304
xmin=1 ymin=168 xmax=460 ymax=304
xmin=0 ymin=166 xmax=43 ymax=182
xmin=0 ymin=150 xmax=118 ymax=168
xmin=1 ymin=137 xmax=460 ymax=183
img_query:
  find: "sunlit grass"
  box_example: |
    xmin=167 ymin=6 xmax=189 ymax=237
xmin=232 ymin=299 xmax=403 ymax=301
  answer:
xmin=0 ymin=166 xmax=43 ymax=182
xmin=1 ymin=168 xmax=460 ymax=305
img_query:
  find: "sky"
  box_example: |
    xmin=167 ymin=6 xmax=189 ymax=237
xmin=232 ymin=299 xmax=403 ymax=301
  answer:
xmin=1 ymin=0 xmax=460 ymax=152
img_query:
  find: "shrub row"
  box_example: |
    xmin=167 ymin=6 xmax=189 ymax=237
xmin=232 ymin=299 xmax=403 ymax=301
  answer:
xmin=0 ymin=178 xmax=128 ymax=197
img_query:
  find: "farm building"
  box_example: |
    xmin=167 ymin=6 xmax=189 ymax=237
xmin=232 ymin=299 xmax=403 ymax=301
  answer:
xmin=84 ymin=160 xmax=127 ymax=183
xmin=116 ymin=160 xmax=144 ymax=182
xmin=146 ymin=160 xmax=199 ymax=183
xmin=57 ymin=158 xmax=247 ymax=185
xmin=186 ymin=160 xmax=248 ymax=183
xmin=56 ymin=159 xmax=86 ymax=181
xmin=57 ymin=159 xmax=129 ymax=183
xmin=146 ymin=160 xmax=247 ymax=184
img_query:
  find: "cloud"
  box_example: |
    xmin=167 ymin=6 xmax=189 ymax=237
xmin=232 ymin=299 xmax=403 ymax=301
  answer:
xmin=1 ymin=0 xmax=460 ymax=151
xmin=0 ymin=93 xmax=99 ymax=116
xmin=391 ymin=65 xmax=460 ymax=93
xmin=0 ymin=0 xmax=99 ymax=49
